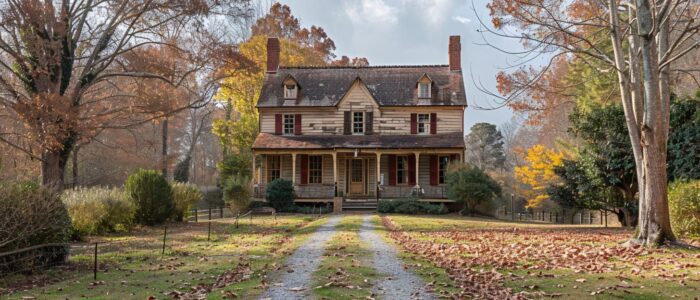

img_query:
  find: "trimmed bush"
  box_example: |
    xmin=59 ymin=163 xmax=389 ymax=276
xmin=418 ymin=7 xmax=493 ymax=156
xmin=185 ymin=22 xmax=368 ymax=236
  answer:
xmin=223 ymin=174 xmax=251 ymax=212
xmin=62 ymin=187 xmax=134 ymax=236
xmin=0 ymin=181 xmax=71 ymax=272
xmin=668 ymin=180 xmax=700 ymax=237
xmin=171 ymin=183 xmax=203 ymax=222
xmin=265 ymin=179 xmax=295 ymax=212
xmin=125 ymin=169 xmax=173 ymax=226
xmin=377 ymin=198 xmax=448 ymax=215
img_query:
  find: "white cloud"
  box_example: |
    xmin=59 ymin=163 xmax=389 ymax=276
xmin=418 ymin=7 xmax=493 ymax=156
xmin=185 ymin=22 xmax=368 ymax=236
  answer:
xmin=345 ymin=0 xmax=398 ymax=24
xmin=454 ymin=15 xmax=471 ymax=24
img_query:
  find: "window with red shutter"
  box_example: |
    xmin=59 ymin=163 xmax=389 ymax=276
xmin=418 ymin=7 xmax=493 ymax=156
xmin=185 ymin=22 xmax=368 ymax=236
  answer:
xmin=408 ymin=154 xmax=416 ymax=185
xmin=274 ymin=114 xmax=282 ymax=135
xmin=430 ymin=113 xmax=437 ymax=134
xmin=300 ymin=154 xmax=308 ymax=185
xmin=388 ymin=154 xmax=396 ymax=186
xmin=410 ymin=113 xmax=417 ymax=134
xmin=429 ymin=155 xmax=438 ymax=186
xmin=294 ymin=114 xmax=302 ymax=135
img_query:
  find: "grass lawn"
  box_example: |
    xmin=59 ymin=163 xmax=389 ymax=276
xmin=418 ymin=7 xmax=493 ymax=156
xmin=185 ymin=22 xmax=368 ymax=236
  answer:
xmin=383 ymin=214 xmax=700 ymax=299
xmin=311 ymin=215 xmax=378 ymax=300
xmin=0 ymin=214 xmax=327 ymax=299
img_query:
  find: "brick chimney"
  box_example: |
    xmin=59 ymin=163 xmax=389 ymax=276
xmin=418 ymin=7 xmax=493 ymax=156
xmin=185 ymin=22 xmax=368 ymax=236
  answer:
xmin=448 ymin=35 xmax=461 ymax=71
xmin=266 ymin=37 xmax=280 ymax=74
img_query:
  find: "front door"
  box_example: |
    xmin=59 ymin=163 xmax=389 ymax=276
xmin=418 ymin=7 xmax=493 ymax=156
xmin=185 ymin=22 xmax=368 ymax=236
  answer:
xmin=349 ymin=159 xmax=365 ymax=195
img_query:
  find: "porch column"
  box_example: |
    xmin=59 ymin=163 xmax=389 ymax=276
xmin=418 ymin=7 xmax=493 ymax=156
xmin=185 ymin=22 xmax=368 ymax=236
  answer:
xmin=375 ymin=152 xmax=381 ymax=200
xmin=251 ymin=152 xmax=257 ymax=185
xmin=375 ymin=152 xmax=381 ymax=186
xmin=291 ymin=153 xmax=297 ymax=187
xmin=332 ymin=151 xmax=338 ymax=196
xmin=414 ymin=152 xmax=420 ymax=188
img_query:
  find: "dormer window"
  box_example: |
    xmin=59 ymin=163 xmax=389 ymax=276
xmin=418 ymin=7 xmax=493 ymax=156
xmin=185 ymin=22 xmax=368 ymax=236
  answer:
xmin=284 ymin=84 xmax=297 ymax=99
xmin=418 ymin=83 xmax=430 ymax=98
xmin=417 ymin=74 xmax=432 ymax=99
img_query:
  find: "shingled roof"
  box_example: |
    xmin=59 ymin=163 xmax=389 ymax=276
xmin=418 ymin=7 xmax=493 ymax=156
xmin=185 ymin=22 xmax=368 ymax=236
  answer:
xmin=257 ymin=65 xmax=467 ymax=107
xmin=252 ymin=132 xmax=465 ymax=150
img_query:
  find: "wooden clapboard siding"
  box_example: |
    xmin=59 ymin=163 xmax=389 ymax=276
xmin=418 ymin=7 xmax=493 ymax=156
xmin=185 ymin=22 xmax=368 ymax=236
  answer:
xmin=258 ymin=81 xmax=464 ymax=136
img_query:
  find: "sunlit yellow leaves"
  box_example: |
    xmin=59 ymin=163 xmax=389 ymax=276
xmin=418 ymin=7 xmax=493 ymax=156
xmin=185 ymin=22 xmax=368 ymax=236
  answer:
xmin=514 ymin=144 xmax=566 ymax=208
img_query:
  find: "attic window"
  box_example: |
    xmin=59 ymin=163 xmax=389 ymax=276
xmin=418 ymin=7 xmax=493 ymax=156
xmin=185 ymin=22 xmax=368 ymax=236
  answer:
xmin=418 ymin=82 xmax=431 ymax=98
xmin=284 ymin=84 xmax=298 ymax=99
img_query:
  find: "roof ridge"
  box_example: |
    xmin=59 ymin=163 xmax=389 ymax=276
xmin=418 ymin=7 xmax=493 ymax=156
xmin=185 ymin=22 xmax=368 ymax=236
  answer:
xmin=279 ymin=64 xmax=449 ymax=70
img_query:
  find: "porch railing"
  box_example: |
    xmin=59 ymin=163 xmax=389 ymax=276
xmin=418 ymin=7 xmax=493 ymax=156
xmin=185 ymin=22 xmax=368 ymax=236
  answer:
xmin=254 ymin=184 xmax=335 ymax=199
xmin=378 ymin=185 xmax=447 ymax=199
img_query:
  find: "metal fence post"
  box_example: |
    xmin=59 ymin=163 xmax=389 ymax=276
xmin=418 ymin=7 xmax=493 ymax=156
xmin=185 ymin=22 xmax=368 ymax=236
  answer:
xmin=93 ymin=242 xmax=98 ymax=281
xmin=220 ymin=205 xmax=224 ymax=218
xmin=194 ymin=208 xmax=198 ymax=222
xmin=208 ymin=220 xmax=211 ymax=241
xmin=162 ymin=226 xmax=167 ymax=255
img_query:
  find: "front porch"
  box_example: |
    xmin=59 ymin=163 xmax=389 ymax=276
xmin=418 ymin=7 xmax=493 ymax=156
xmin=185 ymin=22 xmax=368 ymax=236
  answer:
xmin=251 ymin=149 xmax=462 ymax=204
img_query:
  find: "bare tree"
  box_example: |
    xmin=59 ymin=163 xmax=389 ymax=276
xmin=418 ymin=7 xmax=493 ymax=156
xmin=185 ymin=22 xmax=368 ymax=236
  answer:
xmin=484 ymin=0 xmax=700 ymax=245
xmin=0 ymin=0 xmax=253 ymax=193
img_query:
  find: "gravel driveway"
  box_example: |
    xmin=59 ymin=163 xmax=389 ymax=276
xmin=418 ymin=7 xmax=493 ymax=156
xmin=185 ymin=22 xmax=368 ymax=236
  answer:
xmin=359 ymin=215 xmax=435 ymax=300
xmin=259 ymin=215 xmax=342 ymax=300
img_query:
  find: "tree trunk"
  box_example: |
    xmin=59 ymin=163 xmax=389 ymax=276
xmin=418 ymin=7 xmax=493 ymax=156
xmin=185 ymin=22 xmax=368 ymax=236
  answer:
xmin=41 ymin=149 xmax=69 ymax=194
xmin=72 ymin=146 xmax=79 ymax=188
xmin=632 ymin=0 xmax=675 ymax=245
xmin=162 ymin=117 xmax=169 ymax=177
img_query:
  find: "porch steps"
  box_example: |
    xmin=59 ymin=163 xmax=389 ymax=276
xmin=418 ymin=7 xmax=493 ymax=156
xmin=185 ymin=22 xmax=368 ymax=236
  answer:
xmin=342 ymin=200 xmax=378 ymax=211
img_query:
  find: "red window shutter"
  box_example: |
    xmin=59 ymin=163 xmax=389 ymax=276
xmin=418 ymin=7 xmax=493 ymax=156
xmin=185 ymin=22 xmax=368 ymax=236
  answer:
xmin=430 ymin=113 xmax=437 ymax=134
xmin=300 ymin=154 xmax=308 ymax=185
xmin=294 ymin=114 xmax=302 ymax=135
xmin=408 ymin=154 xmax=416 ymax=185
xmin=388 ymin=154 xmax=396 ymax=186
xmin=343 ymin=111 xmax=351 ymax=135
xmin=430 ymin=155 xmax=438 ymax=186
xmin=274 ymin=114 xmax=282 ymax=135
xmin=410 ymin=113 xmax=417 ymax=134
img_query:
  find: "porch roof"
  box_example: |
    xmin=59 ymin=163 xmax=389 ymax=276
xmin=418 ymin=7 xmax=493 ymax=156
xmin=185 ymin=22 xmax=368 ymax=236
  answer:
xmin=252 ymin=132 xmax=465 ymax=150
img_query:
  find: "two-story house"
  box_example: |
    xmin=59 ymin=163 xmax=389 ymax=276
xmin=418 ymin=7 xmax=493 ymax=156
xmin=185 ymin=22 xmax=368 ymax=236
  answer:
xmin=251 ymin=36 xmax=467 ymax=211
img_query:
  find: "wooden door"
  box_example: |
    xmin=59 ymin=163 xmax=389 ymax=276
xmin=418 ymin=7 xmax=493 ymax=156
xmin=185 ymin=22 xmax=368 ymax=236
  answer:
xmin=349 ymin=159 xmax=365 ymax=195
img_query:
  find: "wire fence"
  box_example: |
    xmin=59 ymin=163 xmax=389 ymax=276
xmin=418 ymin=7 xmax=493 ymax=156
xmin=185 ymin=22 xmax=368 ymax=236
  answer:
xmin=0 ymin=209 xmax=288 ymax=280
xmin=496 ymin=208 xmax=617 ymax=226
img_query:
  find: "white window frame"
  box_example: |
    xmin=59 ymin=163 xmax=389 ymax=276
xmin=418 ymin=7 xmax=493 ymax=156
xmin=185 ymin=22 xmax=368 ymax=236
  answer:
xmin=352 ymin=111 xmax=364 ymax=134
xmin=396 ymin=155 xmax=409 ymax=185
xmin=283 ymin=114 xmax=295 ymax=135
xmin=438 ymin=155 xmax=449 ymax=185
xmin=308 ymin=155 xmax=323 ymax=184
xmin=418 ymin=82 xmax=431 ymax=98
xmin=417 ymin=113 xmax=430 ymax=135
xmin=284 ymin=84 xmax=298 ymax=99
xmin=268 ymin=155 xmax=281 ymax=182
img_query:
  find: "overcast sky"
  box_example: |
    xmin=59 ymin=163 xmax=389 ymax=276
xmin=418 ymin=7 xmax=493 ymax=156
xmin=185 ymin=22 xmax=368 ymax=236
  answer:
xmin=276 ymin=0 xmax=528 ymax=133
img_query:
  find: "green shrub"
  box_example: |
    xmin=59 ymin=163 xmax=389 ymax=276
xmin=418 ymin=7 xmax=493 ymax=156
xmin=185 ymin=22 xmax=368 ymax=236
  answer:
xmin=377 ymin=198 xmax=448 ymax=215
xmin=668 ymin=180 xmax=700 ymax=237
xmin=125 ymin=169 xmax=173 ymax=226
xmin=0 ymin=181 xmax=71 ymax=271
xmin=223 ymin=174 xmax=251 ymax=212
xmin=265 ymin=179 xmax=295 ymax=211
xmin=62 ymin=187 xmax=134 ymax=236
xmin=171 ymin=183 xmax=203 ymax=222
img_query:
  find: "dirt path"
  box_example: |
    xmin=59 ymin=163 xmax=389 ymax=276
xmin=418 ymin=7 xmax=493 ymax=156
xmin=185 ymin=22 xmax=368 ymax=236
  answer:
xmin=259 ymin=215 xmax=342 ymax=300
xmin=359 ymin=215 xmax=435 ymax=300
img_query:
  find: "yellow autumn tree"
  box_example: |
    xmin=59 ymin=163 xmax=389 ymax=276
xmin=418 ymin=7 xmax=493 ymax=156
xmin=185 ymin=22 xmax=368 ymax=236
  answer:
xmin=514 ymin=144 xmax=566 ymax=208
xmin=213 ymin=35 xmax=326 ymax=154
